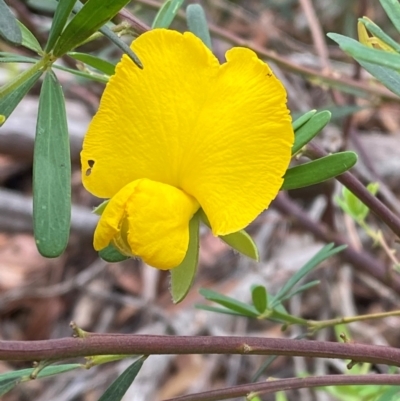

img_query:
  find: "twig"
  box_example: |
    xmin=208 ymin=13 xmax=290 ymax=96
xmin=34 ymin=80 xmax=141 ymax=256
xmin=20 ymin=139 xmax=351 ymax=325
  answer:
xmin=305 ymin=142 xmax=400 ymax=239
xmin=273 ymin=193 xmax=400 ymax=292
xmin=2 ymin=334 xmax=400 ymax=365
xmin=161 ymin=374 xmax=400 ymax=401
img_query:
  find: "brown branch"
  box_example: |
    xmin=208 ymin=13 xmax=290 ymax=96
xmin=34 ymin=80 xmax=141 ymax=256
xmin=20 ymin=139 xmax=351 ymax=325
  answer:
xmin=2 ymin=335 xmax=400 ymax=366
xmin=306 ymin=142 xmax=400 ymax=239
xmin=162 ymin=374 xmax=400 ymax=401
xmin=273 ymin=192 xmax=400 ymax=292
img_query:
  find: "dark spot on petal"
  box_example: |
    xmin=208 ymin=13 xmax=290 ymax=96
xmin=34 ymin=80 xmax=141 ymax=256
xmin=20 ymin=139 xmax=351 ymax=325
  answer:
xmin=88 ymin=160 xmax=95 ymax=168
xmin=86 ymin=168 xmax=92 ymax=176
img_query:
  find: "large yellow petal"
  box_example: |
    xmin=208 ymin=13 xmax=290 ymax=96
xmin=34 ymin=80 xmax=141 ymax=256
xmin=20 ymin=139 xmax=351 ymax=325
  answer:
xmin=93 ymin=178 xmax=199 ymax=270
xmin=82 ymin=29 xmax=293 ymax=236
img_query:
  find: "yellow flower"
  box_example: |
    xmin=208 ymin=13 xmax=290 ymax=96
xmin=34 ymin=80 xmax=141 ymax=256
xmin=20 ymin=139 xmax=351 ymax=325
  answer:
xmin=81 ymin=29 xmax=294 ymax=270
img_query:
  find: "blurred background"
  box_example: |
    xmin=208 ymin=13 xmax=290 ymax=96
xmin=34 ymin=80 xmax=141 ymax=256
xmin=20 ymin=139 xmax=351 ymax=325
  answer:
xmin=1 ymin=0 xmax=400 ymax=400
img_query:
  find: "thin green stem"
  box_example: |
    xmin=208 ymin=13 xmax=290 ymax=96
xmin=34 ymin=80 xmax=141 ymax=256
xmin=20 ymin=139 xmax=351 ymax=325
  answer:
xmin=0 ymin=56 xmax=49 ymax=98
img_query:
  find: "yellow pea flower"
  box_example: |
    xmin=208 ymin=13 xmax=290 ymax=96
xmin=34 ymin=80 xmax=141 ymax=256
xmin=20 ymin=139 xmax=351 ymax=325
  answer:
xmin=81 ymin=29 xmax=294 ymax=270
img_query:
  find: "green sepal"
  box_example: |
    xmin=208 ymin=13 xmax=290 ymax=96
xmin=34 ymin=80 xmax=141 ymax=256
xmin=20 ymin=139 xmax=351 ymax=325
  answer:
xmin=292 ymin=111 xmax=331 ymax=155
xmin=99 ymin=244 xmax=129 ymax=263
xmin=53 ymin=0 xmax=131 ymax=57
xmin=199 ymin=209 xmax=259 ymax=260
xmin=282 ymin=151 xmax=358 ymax=191
xmin=251 ymin=285 xmax=268 ymax=313
xmin=33 ymin=70 xmax=71 ymax=258
xmin=0 ymin=70 xmax=42 ymax=126
xmin=152 ymin=0 xmax=185 ymax=29
xmin=0 ymin=0 xmax=22 ymax=45
xmin=186 ymin=4 xmax=212 ymax=50
xmin=68 ymin=51 xmax=116 ymax=75
xmin=170 ymin=212 xmax=200 ymax=303
xmin=93 ymin=199 xmax=110 ymax=216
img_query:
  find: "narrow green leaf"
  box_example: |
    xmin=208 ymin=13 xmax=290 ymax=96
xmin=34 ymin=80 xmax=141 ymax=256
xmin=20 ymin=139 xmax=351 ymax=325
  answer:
xmin=99 ymin=244 xmax=129 ymax=263
xmin=220 ymin=230 xmax=259 ymax=261
xmin=359 ymin=17 xmax=400 ymax=53
xmin=251 ymin=285 xmax=268 ymax=313
xmin=186 ymin=4 xmax=212 ymax=50
xmin=199 ymin=288 xmax=259 ymax=317
xmin=376 ymin=386 xmax=400 ymax=401
xmin=292 ymin=109 xmax=317 ymax=131
xmin=0 ymin=379 xmax=19 ymax=396
xmin=152 ymin=0 xmax=185 ymax=29
xmin=45 ymin=0 xmax=77 ymax=52
xmin=282 ymin=151 xmax=358 ymax=191
xmin=0 ymin=52 xmax=38 ymax=64
xmin=53 ymin=0 xmax=130 ymax=57
xmin=170 ymin=213 xmax=200 ymax=303
xmin=99 ymin=25 xmax=142 ymax=69
xmin=33 ymin=71 xmax=71 ymax=257
xmin=0 ymin=70 xmax=42 ymax=126
xmin=355 ymin=59 xmax=400 ymax=98
xmin=52 ymin=63 xmax=109 ymax=83
xmin=0 ymin=0 xmax=22 ymax=45
xmin=380 ymin=0 xmax=400 ymax=35
xmin=271 ymin=244 xmax=346 ymax=307
xmin=328 ymin=33 xmax=400 ymax=72
xmin=27 ymin=0 xmax=58 ymax=13
xmin=278 ymin=280 xmax=320 ymax=302
xmin=98 ymin=357 xmax=146 ymax=401
xmin=292 ymin=111 xmax=331 ymax=155
xmin=16 ymin=21 xmax=42 ymax=53
xmin=195 ymin=304 xmax=243 ymax=317
xmin=68 ymin=52 xmax=116 ymax=75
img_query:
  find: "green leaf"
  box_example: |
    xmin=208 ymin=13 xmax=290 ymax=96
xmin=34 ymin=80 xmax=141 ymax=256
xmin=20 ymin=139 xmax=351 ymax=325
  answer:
xmin=271 ymin=243 xmax=346 ymax=307
xmin=277 ymin=280 xmax=320 ymax=302
xmin=99 ymin=244 xmax=129 ymax=263
xmin=328 ymin=33 xmax=400 ymax=73
xmin=170 ymin=213 xmax=200 ymax=303
xmin=152 ymin=0 xmax=185 ymax=29
xmin=0 ymin=70 xmax=42 ymax=126
xmin=356 ymin=58 xmax=400 ymax=98
xmin=292 ymin=111 xmax=331 ymax=155
xmin=97 ymin=357 xmax=146 ymax=401
xmin=0 ymin=364 xmax=81 ymax=396
xmin=45 ymin=0 xmax=77 ymax=52
xmin=16 ymin=21 xmax=42 ymax=53
xmin=99 ymin=25 xmax=142 ymax=69
xmin=380 ymin=0 xmax=400 ymax=35
xmin=220 ymin=230 xmax=259 ymax=261
xmin=0 ymin=52 xmax=38 ymax=63
xmin=53 ymin=0 xmax=131 ymax=57
xmin=0 ymin=0 xmax=22 ymax=45
xmin=186 ymin=4 xmax=212 ymax=50
xmin=292 ymin=109 xmax=317 ymax=131
xmin=0 ymin=379 xmax=19 ymax=396
xmin=68 ymin=52 xmax=116 ymax=75
xmin=251 ymin=285 xmax=268 ymax=313
xmin=195 ymin=304 xmax=244 ymax=317
xmin=33 ymin=71 xmax=71 ymax=257
xmin=282 ymin=151 xmax=358 ymax=191
xmin=376 ymin=386 xmax=400 ymax=401
xmin=359 ymin=17 xmax=400 ymax=53
xmin=52 ymin=63 xmax=109 ymax=83
xmin=27 ymin=0 xmax=58 ymax=13
xmin=199 ymin=288 xmax=259 ymax=317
